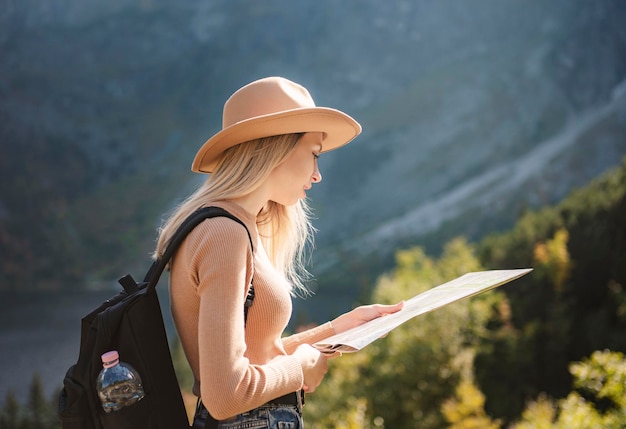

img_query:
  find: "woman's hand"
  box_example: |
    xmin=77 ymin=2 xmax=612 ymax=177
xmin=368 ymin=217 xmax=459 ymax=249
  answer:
xmin=331 ymin=301 xmax=405 ymax=334
xmin=293 ymin=344 xmax=329 ymax=393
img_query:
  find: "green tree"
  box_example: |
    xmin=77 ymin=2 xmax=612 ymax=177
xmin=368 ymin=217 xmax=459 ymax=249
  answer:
xmin=441 ymin=378 xmax=502 ymax=429
xmin=0 ymin=390 xmax=23 ymax=429
xmin=22 ymin=373 xmax=60 ymax=429
xmin=533 ymin=228 xmax=571 ymax=294
xmin=476 ymin=159 xmax=626 ymax=421
xmin=509 ymin=394 xmax=557 ymax=429
xmin=307 ymin=160 xmax=626 ymax=427
xmin=304 ymin=352 xmax=378 ymax=429
xmin=511 ymin=350 xmax=626 ymax=429
xmin=307 ymin=238 xmax=496 ymax=428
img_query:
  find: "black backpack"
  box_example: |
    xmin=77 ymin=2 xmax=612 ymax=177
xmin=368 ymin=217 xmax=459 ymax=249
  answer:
xmin=58 ymin=206 xmax=254 ymax=429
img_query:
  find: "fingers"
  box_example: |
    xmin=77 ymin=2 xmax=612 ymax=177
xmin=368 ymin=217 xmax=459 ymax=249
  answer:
xmin=375 ymin=300 xmax=405 ymax=315
xmin=331 ymin=301 xmax=405 ymax=334
xmin=361 ymin=301 xmax=404 ymax=321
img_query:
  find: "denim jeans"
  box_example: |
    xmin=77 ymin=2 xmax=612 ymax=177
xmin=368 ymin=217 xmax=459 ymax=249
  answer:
xmin=218 ymin=404 xmax=303 ymax=428
xmin=194 ymin=403 xmax=303 ymax=429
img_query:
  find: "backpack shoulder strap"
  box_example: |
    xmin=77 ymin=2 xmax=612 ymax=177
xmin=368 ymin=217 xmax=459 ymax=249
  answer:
xmin=143 ymin=206 xmax=254 ymax=292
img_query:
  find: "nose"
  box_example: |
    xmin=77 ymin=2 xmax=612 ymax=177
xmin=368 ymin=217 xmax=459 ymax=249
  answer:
xmin=311 ymin=166 xmax=322 ymax=183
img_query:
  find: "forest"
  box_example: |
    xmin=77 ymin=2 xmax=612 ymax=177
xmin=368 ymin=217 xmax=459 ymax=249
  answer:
xmin=2 ymin=159 xmax=625 ymax=428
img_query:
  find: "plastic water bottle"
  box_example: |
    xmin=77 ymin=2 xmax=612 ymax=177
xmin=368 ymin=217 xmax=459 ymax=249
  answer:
xmin=96 ymin=350 xmax=145 ymax=413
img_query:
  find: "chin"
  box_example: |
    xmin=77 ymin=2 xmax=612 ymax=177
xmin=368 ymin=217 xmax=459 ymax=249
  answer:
xmin=272 ymin=192 xmax=305 ymax=206
xmin=273 ymin=198 xmax=300 ymax=207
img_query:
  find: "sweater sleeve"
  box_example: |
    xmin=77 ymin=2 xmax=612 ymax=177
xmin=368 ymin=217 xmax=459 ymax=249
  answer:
xmin=282 ymin=322 xmax=336 ymax=355
xmin=187 ymin=218 xmax=304 ymax=420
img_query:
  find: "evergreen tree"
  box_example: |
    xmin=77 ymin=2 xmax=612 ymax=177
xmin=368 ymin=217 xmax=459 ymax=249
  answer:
xmin=476 ymin=159 xmax=626 ymax=421
xmin=16 ymin=373 xmax=60 ymax=429
xmin=0 ymin=390 xmax=23 ymax=429
xmin=26 ymin=372 xmax=47 ymax=427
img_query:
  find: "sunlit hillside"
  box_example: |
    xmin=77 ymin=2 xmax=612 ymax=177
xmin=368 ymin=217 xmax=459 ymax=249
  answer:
xmin=2 ymin=1 xmax=625 ymax=306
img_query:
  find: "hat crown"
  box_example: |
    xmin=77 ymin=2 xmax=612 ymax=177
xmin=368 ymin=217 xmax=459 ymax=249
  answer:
xmin=222 ymin=77 xmax=316 ymax=129
xmin=191 ymin=76 xmax=360 ymax=173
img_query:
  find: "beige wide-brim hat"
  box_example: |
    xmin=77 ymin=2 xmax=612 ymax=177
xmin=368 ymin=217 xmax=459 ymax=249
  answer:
xmin=191 ymin=76 xmax=362 ymax=173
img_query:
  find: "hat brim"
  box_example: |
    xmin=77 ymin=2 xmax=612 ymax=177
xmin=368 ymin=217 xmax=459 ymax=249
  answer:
xmin=191 ymin=107 xmax=361 ymax=173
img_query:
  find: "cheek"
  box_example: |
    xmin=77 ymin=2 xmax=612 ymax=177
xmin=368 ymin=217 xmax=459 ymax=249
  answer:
xmin=285 ymin=156 xmax=312 ymax=180
xmin=273 ymin=146 xmax=316 ymax=184
xmin=272 ymin=161 xmax=303 ymax=186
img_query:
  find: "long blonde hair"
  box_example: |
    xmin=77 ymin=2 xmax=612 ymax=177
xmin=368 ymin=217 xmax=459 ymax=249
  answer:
xmin=154 ymin=133 xmax=314 ymax=294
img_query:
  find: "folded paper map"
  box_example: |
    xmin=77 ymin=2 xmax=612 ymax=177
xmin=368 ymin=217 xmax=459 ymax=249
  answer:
xmin=314 ymin=269 xmax=532 ymax=354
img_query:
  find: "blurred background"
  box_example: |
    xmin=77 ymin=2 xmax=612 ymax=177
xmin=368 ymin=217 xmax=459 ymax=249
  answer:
xmin=1 ymin=1 xmax=625 ymax=427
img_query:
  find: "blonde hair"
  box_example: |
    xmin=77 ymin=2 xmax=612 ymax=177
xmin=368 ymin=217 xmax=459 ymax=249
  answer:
xmin=154 ymin=133 xmax=314 ymax=294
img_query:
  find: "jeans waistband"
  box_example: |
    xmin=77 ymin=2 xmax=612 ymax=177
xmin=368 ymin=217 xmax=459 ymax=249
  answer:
xmin=193 ymin=391 xmax=304 ymax=428
xmin=266 ymin=390 xmax=304 ymax=411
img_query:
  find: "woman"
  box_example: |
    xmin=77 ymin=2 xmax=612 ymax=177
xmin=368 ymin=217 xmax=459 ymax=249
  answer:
xmin=154 ymin=77 xmax=403 ymax=428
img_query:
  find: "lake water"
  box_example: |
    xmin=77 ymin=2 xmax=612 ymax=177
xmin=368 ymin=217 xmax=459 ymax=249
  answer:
xmin=0 ymin=286 xmax=344 ymax=406
xmin=0 ymin=289 xmax=175 ymax=405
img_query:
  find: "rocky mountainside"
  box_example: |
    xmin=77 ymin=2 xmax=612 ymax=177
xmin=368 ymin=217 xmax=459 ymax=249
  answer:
xmin=1 ymin=0 xmax=625 ymax=300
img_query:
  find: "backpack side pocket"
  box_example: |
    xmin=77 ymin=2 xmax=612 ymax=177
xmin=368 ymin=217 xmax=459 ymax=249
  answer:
xmin=59 ymin=365 xmax=97 ymax=429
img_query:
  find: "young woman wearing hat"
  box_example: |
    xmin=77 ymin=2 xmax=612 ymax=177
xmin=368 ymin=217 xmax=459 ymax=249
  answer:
xmin=154 ymin=77 xmax=403 ymax=428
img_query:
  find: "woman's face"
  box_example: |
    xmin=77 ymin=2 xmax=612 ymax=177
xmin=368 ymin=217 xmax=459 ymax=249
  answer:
xmin=267 ymin=132 xmax=323 ymax=206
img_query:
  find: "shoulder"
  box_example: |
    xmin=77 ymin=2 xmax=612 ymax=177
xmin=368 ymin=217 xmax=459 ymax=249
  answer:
xmin=187 ymin=215 xmax=253 ymax=254
xmin=171 ymin=214 xmax=255 ymax=293
xmin=175 ymin=215 xmax=254 ymax=285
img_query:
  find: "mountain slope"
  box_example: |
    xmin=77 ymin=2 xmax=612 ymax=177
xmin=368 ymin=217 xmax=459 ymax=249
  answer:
xmin=1 ymin=0 xmax=625 ymax=294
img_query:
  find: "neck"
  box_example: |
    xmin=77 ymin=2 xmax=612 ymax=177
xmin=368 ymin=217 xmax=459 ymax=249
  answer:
xmin=229 ymin=188 xmax=269 ymax=219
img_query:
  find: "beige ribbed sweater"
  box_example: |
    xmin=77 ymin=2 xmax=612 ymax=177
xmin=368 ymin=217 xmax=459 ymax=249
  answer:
xmin=169 ymin=201 xmax=334 ymax=420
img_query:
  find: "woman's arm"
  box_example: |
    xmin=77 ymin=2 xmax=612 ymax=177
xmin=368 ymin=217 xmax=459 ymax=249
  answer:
xmin=330 ymin=302 xmax=405 ymax=334
xmin=282 ymin=322 xmax=335 ymax=354
xmin=282 ymin=302 xmax=404 ymax=354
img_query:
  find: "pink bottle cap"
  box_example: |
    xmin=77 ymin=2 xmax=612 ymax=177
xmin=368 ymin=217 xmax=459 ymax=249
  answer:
xmin=101 ymin=350 xmax=120 ymax=368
